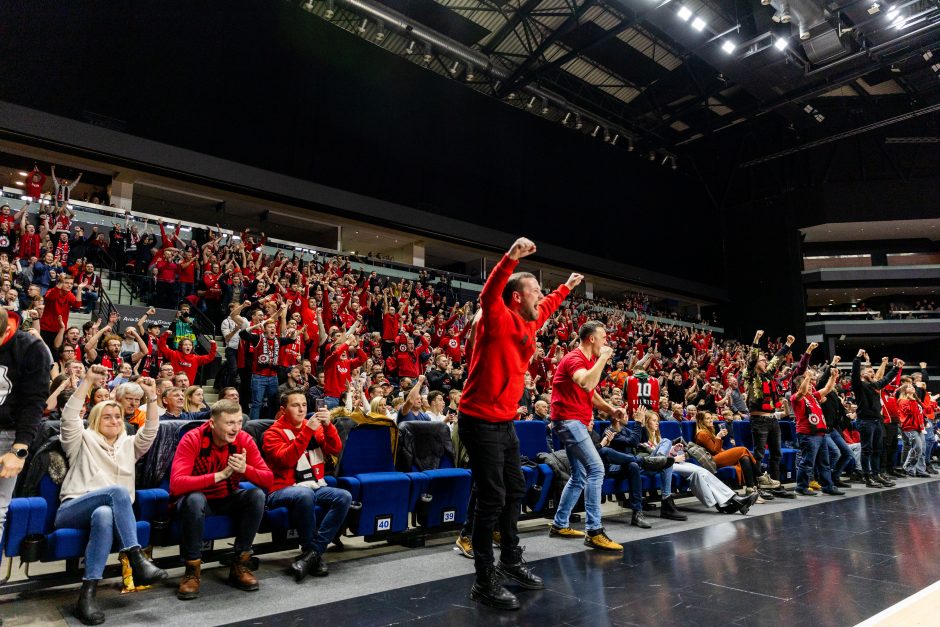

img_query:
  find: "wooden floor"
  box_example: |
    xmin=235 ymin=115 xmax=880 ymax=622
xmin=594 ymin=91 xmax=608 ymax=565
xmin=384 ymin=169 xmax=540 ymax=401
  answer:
xmin=857 ymin=578 xmax=940 ymax=627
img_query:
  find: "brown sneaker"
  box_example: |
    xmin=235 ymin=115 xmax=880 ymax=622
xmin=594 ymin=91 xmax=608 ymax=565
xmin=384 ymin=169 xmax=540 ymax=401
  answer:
xmin=228 ymin=551 xmax=259 ymax=592
xmin=492 ymin=531 xmax=502 ymax=546
xmin=548 ymin=524 xmax=585 ymax=538
xmin=455 ymin=535 xmax=474 ymax=559
xmin=176 ymin=560 xmax=202 ymax=600
xmin=583 ymin=529 xmax=623 ymax=552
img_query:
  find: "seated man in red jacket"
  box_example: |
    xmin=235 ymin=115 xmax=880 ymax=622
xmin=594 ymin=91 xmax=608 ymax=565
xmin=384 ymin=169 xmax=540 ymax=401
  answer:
xmin=169 ymin=400 xmax=273 ymax=600
xmin=262 ymin=389 xmax=351 ymax=581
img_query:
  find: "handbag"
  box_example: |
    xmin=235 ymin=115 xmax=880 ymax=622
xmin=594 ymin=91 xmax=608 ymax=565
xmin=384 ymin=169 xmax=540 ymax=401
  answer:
xmin=685 ymin=441 xmax=718 ymax=473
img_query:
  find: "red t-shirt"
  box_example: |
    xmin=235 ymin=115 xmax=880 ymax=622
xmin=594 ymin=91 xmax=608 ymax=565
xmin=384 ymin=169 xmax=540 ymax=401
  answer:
xmin=155 ymin=260 xmax=178 ymax=282
xmin=551 ymin=348 xmax=596 ymax=425
xmin=791 ymin=389 xmax=827 ymax=435
xmin=178 ymin=260 xmax=196 ymax=284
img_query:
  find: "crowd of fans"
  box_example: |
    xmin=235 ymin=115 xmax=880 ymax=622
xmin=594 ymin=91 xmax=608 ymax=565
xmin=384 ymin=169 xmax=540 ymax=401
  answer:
xmin=1 ymin=167 xmax=937 ymax=623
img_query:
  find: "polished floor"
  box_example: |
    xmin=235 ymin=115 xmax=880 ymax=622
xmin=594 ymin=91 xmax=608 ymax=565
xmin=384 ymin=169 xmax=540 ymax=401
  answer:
xmin=225 ymin=480 xmax=940 ymax=627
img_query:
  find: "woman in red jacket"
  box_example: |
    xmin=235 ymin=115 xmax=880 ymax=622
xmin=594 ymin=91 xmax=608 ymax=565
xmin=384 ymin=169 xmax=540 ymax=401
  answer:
xmin=158 ymin=331 xmax=217 ymax=386
xmin=898 ymin=383 xmax=928 ymax=477
xmin=261 ymin=389 xmax=351 ymax=582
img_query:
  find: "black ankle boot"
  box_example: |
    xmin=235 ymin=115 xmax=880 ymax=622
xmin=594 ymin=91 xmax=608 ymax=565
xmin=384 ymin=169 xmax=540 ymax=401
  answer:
xmin=126 ymin=547 xmax=168 ymax=586
xmin=631 ymin=510 xmax=652 ymax=529
xmin=290 ymin=549 xmax=325 ymax=582
xmin=471 ymin=566 xmax=520 ymax=610
xmin=864 ymin=475 xmax=882 ymax=488
xmin=495 ymin=547 xmax=543 ymax=590
xmin=660 ymin=495 xmax=687 ymax=521
xmin=76 ymin=580 xmax=105 ymax=625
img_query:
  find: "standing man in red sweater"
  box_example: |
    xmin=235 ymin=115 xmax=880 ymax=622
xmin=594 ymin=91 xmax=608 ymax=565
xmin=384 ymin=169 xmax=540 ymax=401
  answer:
xmin=322 ymin=322 xmax=367 ymax=409
xmin=458 ymin=237 xmax=581 ymax=611
xmin=170 ymin=400 xmax=273 ymax=600
xmin=39 ymin=273 xmax=86 ymax=354
xmin=262 ymin=389 xmax=352 ymax=581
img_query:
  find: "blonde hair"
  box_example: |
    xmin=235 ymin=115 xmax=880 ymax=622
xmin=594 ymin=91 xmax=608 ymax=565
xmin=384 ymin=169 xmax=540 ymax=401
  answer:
xmin=87 ymin=400 xmax=124 ymax=435
xmin=183 ymin=385 xmax=205 ymax=413
xmin=370 ymin=396 xmax=387 ymax=414
xmin=643 ymin=410 xmax=661 ymax=445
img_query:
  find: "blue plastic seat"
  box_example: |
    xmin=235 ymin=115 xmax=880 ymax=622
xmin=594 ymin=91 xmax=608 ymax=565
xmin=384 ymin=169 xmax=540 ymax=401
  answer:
xmin=513 ymin=421 xmax=556 ymax=512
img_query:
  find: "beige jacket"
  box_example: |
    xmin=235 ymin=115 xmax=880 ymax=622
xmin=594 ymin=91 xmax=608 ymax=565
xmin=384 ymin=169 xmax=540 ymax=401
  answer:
xmin=59 ymin=393 xmax=158 ymax=503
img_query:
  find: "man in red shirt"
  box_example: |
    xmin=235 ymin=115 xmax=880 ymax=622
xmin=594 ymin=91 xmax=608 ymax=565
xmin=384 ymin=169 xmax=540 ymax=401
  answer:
xmin=262 ymin=389 xmax=351 ymax=581
xmin=457 ymin=236 xmax=580 ymax=611
xmin=791 ymin=367 xmax=843 ymax=496
xmin=39 ymin=273 xmax=86 ymax=353
xmin=170 ymin=399 xmax=272 ymax=600
xmin=239 ymin=318 xmax=295 ymax=420
xmin=548 ymin=321 xmax=623 ymax=551
xmin=321 ymin=322 xmax=367 ymax=409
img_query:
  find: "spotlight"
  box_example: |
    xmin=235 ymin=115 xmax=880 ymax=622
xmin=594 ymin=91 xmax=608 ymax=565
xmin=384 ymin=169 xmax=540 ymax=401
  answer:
xmin=814 ymin=113 xmax=825 ymax=122
xmin=780 ymin=3 xmax=791 ymax=23
xmin=562 ymin=112 xmax=572 ymax=125
xmin=923 ymin=51 xmax=933 ymax=62
xmin=648 ymin=151 xmax=656 ymax=161
xmin=302 ymin=0 xmax=315 ymax=11
xmin=804 ymin=104 xmax=814 ymax=113
xmin=406 ymin=40 xmax=416 ymax=55
xmin=760 ymin=0 xmax=771 ymax=4
xmin=465 ymin=65 xmax=475 ymax=80
xmin=526 ymin=96 xmax=536 ymax=109
xmin=325 ymin=0 xmax=335 ymax=20
xmin=357 ymin=18 xmax=368 ymax=34
xmin=774 ymin=37 xmax=789 ymax=51
xmin=591 ymin=125 xmax=600 ymax=138
xmin=721 ymin=40 xmax=736 ymax=54
xmin=449 ymin=61 xmax=460 ymax=75
xmin=611 ymin=134 xmax=620 ymax=146
xmin=17 ymin=171 xmax=28 ymax=176
xmin=691 ymin=17 xmax=706 ymax=32
xmin=423 ymin=45 xmax=433 ymax=64
xmin=677 ymin=6 xmax=692 ymax=21
xmin=670 ymin=156 xmax=677 ymax=170
xmin=603 ymin=130 xmax=611 ymax=143
xmin=375 ymin=28 xmax=386 ymax=42
xmin=575 ymin=114 xmax=583 ymax=130
xmin=627 ymin=138 xmax=635 ymax=152
xmin=507 ymin=91 xmax=517 ymax=100
xmin=540 ymin=99 xmax=549 ymax=115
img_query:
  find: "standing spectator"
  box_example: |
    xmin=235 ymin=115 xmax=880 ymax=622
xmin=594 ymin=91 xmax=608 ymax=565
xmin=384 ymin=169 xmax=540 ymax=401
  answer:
xmin=51 ymin=165 xmax=83 ymax=204
xmin=25 ymin=165 xmax=47 ymax=199
xmin=898 ymin=383 xmax=928 ymax=477
xmin=39 ymin=273 xmax=86 ymax=354
xmin=321 ymin=322 xmax=367 ymax=410
xmin=239 ymin=316 xmax=295 ymax=420
xmin=852 ymin=351 xmax=900 ymax=488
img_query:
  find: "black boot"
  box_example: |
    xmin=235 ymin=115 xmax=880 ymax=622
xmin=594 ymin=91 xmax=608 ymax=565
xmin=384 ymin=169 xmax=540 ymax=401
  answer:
xmin=660 ymin=495 xmax=688 ymax=521
xmin=495 ymin=547 xmax=544 ymax=590
xmin=864 ymin=474 xmax=882 ymax=488
xmin=877 ymin=474 xmax=896 ymax=487
xmin=126 ymin=547 xmax=168 ymax=587
xmin=471 ymin=566 xmax=520 ymax=610
xmin=290 ymin=549 xmax=326 ymax=582
xmin=76 ymin=580 xmax=105 ymax=626
xmin=631 ymin=510 xmax=652 ymax=529
xmin=719 ymin=492 xmax=759 ymax=516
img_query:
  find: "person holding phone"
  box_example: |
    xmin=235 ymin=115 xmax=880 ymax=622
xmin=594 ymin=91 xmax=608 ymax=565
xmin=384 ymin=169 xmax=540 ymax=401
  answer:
xmin=262 ymin=389 xmax=351 ymax=581
xmin=693 ymin=413 xmax=767 ymax=501
xmin=169 ymin=400 xmax=273 ymax=600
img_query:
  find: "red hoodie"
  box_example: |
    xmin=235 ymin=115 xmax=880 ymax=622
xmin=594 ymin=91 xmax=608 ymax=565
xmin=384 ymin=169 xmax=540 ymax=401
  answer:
xmin=322 ymin=342 xmax=367 ymax=397
xmin=262 ymin=410 xmax=343 ymax=493
xmin=459 ymin=254 xmax=569 ymax=422
xmin=898 ymin=398 xmax=925 ymax=432
xmin=170 ymin=421 xmax=273 ymax=501
xmin=158 ymin=332 xmax=217 ymax=385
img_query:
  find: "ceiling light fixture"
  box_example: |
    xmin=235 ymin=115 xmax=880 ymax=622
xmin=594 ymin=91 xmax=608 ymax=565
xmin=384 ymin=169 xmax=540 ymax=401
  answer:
xmin=591 ymin=125 xmax=601 ymax=138
xmin=449 ymin=61 xmax=460 ymax=75
xmin=721 ymin=40 xmax=736 ymax=54
xmin=575 ymin=114 xmax=583 ymax=130
xmin=540 ymin=98 xmax=549 ymax=115
xmin=691 ymin=17 xmax=706 ymax=31
xmin=886 ymin=6 xmax=899 ymax=21
xmin=324 ymin=0 xmax=335 ymax=20
xmin=868 ymin=2 xmax=880 ymax=14
xmin=774 ymin=37 xmax=789 ymax=51
xmin=562 ymin=112 xmax=572 ymax=126
xmin=677 ymin=6 xmax=692 ymax=21
xmin=357 ymin=18 xmax=368 ymax=34
xmin=465 ymin=64 xmax=475 ymax=80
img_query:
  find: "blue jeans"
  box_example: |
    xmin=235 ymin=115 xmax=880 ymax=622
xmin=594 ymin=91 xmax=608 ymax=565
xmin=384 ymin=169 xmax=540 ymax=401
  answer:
xmin=82 ymin=290 xmax=99 ymax=313
xmin=902 ymin=430 xmax=926 ymax=474
xmin=323 ymin=396 xmax=340 ymax=410
xmin=266 ymin=485 xmax=352 ymax=555
xmin=54 ymin=486 xmax=140 ymax=580
xmin=249 ymin=374 xmax=279 ymax=420
xmin=923 ymin=420 xmax=935 ymax=468
xmin=552 ymin=420 xmax=604 ymax=531
xmin=796 ymin=434 xmax=833 ymax=491
xmin=651 ymin=439 xmax=675 ymax=497
xmin=825 ymin=431 xmax=853 ymax=478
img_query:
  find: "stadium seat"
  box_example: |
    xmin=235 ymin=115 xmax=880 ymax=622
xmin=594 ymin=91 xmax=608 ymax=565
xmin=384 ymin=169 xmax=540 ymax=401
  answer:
xmin=397 ymin=422 xmax=472 ymax=529
xmin=660 ymin=421 xmax=682 ymax=442
xmin=513 ymin=421 xmax=556 ymax=512
xmin=336 ymin=424 xmax=412 ymax=538
xmin=680 ymin=420 xmax=695 ymax=443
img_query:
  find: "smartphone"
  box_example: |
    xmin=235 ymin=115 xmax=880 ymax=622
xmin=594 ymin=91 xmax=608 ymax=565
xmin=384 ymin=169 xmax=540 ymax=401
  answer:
xmin=315 ymin=399 xmax=327 ymax=412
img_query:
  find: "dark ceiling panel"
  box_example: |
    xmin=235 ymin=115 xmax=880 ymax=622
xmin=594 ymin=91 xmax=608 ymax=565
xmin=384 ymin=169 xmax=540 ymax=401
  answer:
xmin=375 ymin=0 xmax=490 ymax=45
xmin=560 ymin=21 xmax=669 ymax=87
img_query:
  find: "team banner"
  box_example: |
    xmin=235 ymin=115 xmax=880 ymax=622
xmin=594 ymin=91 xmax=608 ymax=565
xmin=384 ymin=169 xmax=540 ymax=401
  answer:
xmin=110 ymin=304 xmax=179 ymax=331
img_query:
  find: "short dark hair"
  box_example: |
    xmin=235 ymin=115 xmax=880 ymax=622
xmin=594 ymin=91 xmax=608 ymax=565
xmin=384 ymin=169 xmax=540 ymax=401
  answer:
xmin=502 ymin=272 xmax=537 ymax=305
xmin=427 ymin=390 xmax=444 ymax=405
xmin=279 ymin=387 xmax=308 ymax=407
xmin=579 ymin=320 xmax=605 ymax=342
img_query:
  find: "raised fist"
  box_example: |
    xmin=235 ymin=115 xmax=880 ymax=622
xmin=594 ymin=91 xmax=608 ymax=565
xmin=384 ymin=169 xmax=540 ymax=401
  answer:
xmin=507 ymin=237 xmax=537 ymax=261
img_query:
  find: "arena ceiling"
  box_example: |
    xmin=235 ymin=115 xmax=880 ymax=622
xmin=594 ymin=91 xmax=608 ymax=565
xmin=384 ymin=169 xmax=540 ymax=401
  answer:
xmin=294 ymin=0 xmax=940 ymax=164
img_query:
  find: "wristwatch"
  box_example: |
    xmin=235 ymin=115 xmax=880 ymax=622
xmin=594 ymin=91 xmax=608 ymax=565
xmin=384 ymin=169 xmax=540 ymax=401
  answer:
xmin=11 ymin=447 xmax=28 ymax=459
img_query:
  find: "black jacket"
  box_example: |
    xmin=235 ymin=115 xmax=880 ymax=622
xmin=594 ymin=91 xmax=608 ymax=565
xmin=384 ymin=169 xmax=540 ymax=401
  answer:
xmin=852 ymin=357 xmax=898 ymax=422
xmin=0 ymin=317 xmax=53 ymax=446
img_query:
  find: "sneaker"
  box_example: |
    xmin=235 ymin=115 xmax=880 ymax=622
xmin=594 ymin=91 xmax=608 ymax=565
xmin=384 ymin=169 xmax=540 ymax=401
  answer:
xmin=770 ymin=487 xmax=796 ymax=499
xmin=808 ymin=480 xmax=822 ymax=491
xmin=631 ymin=510 xmax=652 ymax=529
xmin=492 ymin=531 xmax=502 ymax=547
xmin=757 ymin=473 xmax=781 ymax=489
xmin=584 ymin=528 xmax=623 ymax=552
xmin=455 ymin=535 xmax=474 ymax=559
xmin=548 ymin=524 xmax=585 ymax=539
xmin=795 ymin=487 xmax=818 ymax=496
xmin=864 ymin=475 xmax=883 ymax=488
xmin=877 ymin=475 xmax=896 ymax=487
xmin=757 ymin=489 xmax=775 ymax=501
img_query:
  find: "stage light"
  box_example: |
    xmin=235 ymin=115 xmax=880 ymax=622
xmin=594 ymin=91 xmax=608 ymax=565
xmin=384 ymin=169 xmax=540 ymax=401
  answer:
xmin=465 ymin=65 xmax=475 ymax=80
xmin=406 ymin=40 xmax=416 ymax=55
xmin=804 ymin=104 xmax=814 ymax=113
xmin=648 ymin=151 xmax=656 ymax=161
xmin=591 ymin=125 xmax=600 ymax=138
xmin=302 ymin=0 xmax=315 ymax=10
xmin=611 ymin=134 xmax=620 ymax=146
xmin=721 ymin=40 xmax=736 ymax=54
xmin=774 ymin=37 xmax=789 ymax=51
xmin=18 ymin=171 xmax=28 ymax=177
xmin=526 ymin=96 xmax=536 ymax=109
xmin=779 ymin=3 xmax=791 ymax=23
xmin=540 ymin=99 xmax=549 ymax=115
xmin=575 ymin=114 xmax=583 ymax=130
xmin=691 ymin=17 xmax=706 ymax=32
xmin=324 ymin=0 xmax=335 ymax=20
xmin=562 ymin=112 xmax=572 ymax=125
xmin=868 ymin=2 xmax=881 ymax=14
xmin=627 ymin=137 xmax=635 ymax=151
xmin=449 ymin=61 xmax=460 ymax=75
xmin=357 ymin=18 xmax=367 ymax=34
xmin=375 ymin=28 xmax=386 ymax=42
xmin=923 ymin=51 xmax=933 ymax=62
xmin=814 ymin=113 xmax=825 ymax=122
xmin=423 ymin=45 xmax=433 ymax=64
xmin=677 ymin=6 xmax=692 ymax=21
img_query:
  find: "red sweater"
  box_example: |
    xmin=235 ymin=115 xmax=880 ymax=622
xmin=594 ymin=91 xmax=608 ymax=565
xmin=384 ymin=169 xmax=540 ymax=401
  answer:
xmin=40 ymin=287 xmax=80 ymax=332
xmin=459 ymin=255 xmax=569 ymax=421
xmin=158 ymin=332 xmax=217 ymax=385
xmin=898 ymin=398 xmax=925 ymax=432
xmin=262 ymin=411 xmax=343 ymax=492
xmin=322 ymin=342 xmax=367 ymax=397
xmin=170 ymin=422 xmax=273 ymax=501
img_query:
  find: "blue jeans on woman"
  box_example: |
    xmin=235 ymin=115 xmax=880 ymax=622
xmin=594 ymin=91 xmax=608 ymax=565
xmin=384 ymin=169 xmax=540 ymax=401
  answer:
xmin=266 ymin=485 xmax=352 ymax=555
xmin=552 ymin=420 xmax=604 ymax=532
xmin=54 ymin=486 xmax=141 ymax=580
xmin=652 ymin=439 xmax=675 ymax=498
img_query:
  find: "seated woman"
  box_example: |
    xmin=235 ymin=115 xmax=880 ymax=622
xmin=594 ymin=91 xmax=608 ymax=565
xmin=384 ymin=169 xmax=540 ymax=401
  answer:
xmin=183 ymin=385 xmax=209 ymax=413
xmin=56 ymin=365 xmax=167 ymax=625
xmin=641 ymin=411 xmax=758 ymax=516
xmin=694 ymin=413 xmax=769 ymax=502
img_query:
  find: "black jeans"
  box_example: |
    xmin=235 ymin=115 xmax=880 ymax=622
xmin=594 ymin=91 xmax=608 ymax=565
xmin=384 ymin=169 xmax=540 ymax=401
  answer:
xmin=740 ymin=456 xmax=757 ymax=488
xmin=457 ymin=413 xmax=525 ymax=577
xmin=858 ymin=420 xmax=883 ymax=475
xmin=750 ymin=415 xmax=782 ymax=481
xmin=882 ymin=422 xmax=900 ymax=470
xmin=177 ymin=489 xmax=265 ymax=560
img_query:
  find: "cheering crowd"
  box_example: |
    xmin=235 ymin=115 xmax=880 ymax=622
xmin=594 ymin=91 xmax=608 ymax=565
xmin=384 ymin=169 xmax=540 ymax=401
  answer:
xmin=0 ymin=173 xmax=938 ymax=619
